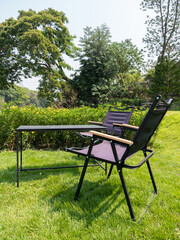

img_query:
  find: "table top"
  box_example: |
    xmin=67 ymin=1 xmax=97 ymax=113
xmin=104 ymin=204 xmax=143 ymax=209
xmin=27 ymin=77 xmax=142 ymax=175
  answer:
xmin=16 ymin=125 xmax=107 ymax=132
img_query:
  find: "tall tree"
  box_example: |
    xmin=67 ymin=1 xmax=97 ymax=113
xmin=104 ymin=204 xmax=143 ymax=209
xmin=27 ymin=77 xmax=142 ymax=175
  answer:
xmin=145 ymin=57 xmax=180 ymax=98
xmin=109 ymin=40 xmax=144 ymax=74
xmin=0 ymin=85 xmax=43 ymax=107
xmin=72 ymin=25 xmax=144 ymax=106
xmin=72 ymin=24 xmax=112 ymax=106
xmin=109 ymin=71 xmax=147 ymax=101
xmin=0 ymin=85 xmax=30 ymax=106
xmin=141 ymin=0 xmax=180 ymax=98
xmin=0 ymin=8 xmax=76 ymax=104
xmin=141 ymin=0 xmax=180 ymax=59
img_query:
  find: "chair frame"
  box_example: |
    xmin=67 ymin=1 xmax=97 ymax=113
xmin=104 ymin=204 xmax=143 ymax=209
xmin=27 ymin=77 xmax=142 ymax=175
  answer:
xmin=67 ymin=95 xmax=173 ymax=221
xmin=77 ymin=105 xmax=135 ymax=147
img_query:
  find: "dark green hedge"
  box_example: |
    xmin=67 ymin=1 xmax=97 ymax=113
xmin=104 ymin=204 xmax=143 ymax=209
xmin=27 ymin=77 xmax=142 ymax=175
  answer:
xmin=0 ymin=105 xmax=146 ymax=150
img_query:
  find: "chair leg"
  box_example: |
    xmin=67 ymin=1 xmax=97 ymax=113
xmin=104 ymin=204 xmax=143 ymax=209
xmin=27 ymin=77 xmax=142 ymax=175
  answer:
xmin=81 ymin=137 xmax=86 ymax=148
xmin=74 ymin=156 xmax=89 ymax=200
xmin=146 ymin=160 xmax=157 ymax=194
xmin=77 ymin=138 xmax=86 ymax=158
xmin=105 ymin=162 xmax=107 ymax=175
xmin=75 ymin=138 xmax=94 ymax=200
xmin=110 ymin=141 xmax=135 ymax=220
xmin=107 ymin=164 xmax=114 ymax=179
xmin=143 ymin=150 xmax=157 ymax=194
xmin=117 ymin=166 xmax=136 ymax=221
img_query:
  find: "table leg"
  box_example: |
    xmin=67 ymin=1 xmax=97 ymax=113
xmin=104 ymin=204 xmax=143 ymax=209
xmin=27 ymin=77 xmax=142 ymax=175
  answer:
xmin=20 ymin=132 xmax=22 ymax=169
xmin=17 ymin=131 xmax=19 ymax=187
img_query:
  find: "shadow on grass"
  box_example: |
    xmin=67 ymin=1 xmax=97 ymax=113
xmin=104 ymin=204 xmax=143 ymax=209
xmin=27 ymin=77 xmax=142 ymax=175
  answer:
xmin=46 ymin=161 xmax=157 ymax=224
xmin=48 ymin=178 xmax=128 ymax=226
xmin=0 ymin=157 xmax=102 ymax=186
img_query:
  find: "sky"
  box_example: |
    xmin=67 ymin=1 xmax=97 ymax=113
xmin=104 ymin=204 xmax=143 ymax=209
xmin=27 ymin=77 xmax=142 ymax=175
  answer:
xmin=0 ymin=0 xmax=148 ymax=90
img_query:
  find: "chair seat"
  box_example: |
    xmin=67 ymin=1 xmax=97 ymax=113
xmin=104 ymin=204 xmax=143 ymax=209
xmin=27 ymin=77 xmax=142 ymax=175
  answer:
xmin=73 ymin=141 xmax=127 ymax=163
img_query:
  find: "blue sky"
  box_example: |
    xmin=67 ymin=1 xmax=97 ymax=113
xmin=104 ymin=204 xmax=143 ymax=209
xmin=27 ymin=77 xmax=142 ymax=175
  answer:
xmin=0 ymin=0 xmax=148 ymax=90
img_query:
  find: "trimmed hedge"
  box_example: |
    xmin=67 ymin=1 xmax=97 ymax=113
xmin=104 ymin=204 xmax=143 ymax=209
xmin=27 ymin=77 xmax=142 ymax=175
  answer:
xmin=0 ymin=104 xmax=146 ymax=150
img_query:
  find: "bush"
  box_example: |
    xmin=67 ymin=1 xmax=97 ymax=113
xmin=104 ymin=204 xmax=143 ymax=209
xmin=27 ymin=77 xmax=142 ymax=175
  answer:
xmin=121 ymin=98 xmax=147 ymax=106
xmin=0 ymin=104 xmax=146 ymax=150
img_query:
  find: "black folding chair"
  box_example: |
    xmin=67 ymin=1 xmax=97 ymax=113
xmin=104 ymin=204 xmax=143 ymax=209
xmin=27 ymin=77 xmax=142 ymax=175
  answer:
xmin=77 ymin=105 xmax=135 ymax=148
xmin=67 ymin=95 xmax=173 ymax=221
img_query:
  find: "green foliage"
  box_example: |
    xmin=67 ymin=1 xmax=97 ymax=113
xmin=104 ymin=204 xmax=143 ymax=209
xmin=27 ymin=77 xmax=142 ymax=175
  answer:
xmin=109 ymin=71 xmax=148 ymax=100
xmin=0 ymin=104 xmax=146 ymax=150
xmin=1 ymin=85 xmax=30 ymax=106
xmin=60 ymin=81 xmax=78 ymax=108
xmin=109 ymin=40 xmax=144 ymax=73
xmin=37 ymin=75 xmax=62 ymax=106
xmin=72 ymin=25 xmax=144 ymax=106
xmin=120 ymin=97 xmax=147 ymax=106
xmin=0 ymin=8 xmax=77 ymax=104
xmin=72 ymin=24 xmax=112 ymax=106
xmin=0 ymin=85 xmax=42 ymax=107
xmin=141 ymin=0 xmax=180 ymax=59
xmin=141 ymin=0 xmax=180 ymax=100
xmin=146 ymin=57 xmax=180 ymax=98
xmin=0 ymin=112 xmax=179 ymax=239
xmin=0 ymin=96 xmax=4 ymax=108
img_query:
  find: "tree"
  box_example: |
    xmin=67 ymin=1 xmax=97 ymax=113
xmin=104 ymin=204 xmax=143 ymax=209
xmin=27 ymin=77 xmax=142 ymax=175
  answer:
xmin=0 ymin=8 xmax=77 ymax=104
xmin=145 ymin=57 xmax=180 ymax=98
xmin=60 ymin=81 xmax=77 ymax=108
xmin=28 ymin=91 xmax=41 ymax=107
xmin=107 ymin=41 xmax=145 ymax=101
xmin=0 ymin=85 xmax=30 ymax=106
xmin=141 ymin=0 xmax=180 ymax=60
xmin=72 ymin=24 xmax=111 ymax=106
xmin=141 ymin=0 xmax=180 ymax=98
xmin=109 ymin=40 xmax=144 ymax=74
xmin=108 ymin=71 xmax=147 ymax=101
xmin=72 ymin=25 xmax=144 ymax=106
xmin=0 ymin=85 xmax=43 ymax=107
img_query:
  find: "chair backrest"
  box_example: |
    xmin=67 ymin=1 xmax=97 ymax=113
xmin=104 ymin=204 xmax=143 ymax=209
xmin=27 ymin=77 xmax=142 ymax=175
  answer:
xmin=103 ymin=106 xmax=134 ymax=135
xmin=127 ymin=95 xmax=173 ymax=157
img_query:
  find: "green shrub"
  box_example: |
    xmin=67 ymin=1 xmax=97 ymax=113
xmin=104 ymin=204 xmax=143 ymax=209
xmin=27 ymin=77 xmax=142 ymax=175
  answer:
xmin=0 ymin=104 xmax=146 ymax=150
xmin=121 ymin=98 xmax=147 ymax=106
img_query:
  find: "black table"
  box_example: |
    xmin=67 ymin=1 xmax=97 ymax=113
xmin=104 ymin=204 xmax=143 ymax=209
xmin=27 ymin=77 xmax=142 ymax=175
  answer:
xmin=16 ymin=125 xmax=106 ymax=187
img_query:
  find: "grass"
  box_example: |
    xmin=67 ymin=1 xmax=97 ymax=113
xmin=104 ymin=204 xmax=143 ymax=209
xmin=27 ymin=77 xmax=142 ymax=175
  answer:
xmin=0 ymin=111 xmax=179 ymax=240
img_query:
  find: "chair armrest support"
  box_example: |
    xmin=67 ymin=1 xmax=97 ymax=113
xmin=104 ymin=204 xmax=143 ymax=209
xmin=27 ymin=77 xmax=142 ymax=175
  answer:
xmin=89 ymin=130 xmax=133 ymax=146
xmin=124 ymin=149 xmax=154 ymax=169
xmin=88 ymin=121 xmax=103 ymax=125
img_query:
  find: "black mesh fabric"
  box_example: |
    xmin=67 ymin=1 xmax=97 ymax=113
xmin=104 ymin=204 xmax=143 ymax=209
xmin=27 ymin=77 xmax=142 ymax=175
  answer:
xmin=80 ymin=106 xmax=134 ymax=138
xmin=68 ymin=140 xmax=127 ymax=163
xmin=127 ymin=99 xmax=171 ymax=157
xmin=103 ymin=110 xmax=133 ymax=135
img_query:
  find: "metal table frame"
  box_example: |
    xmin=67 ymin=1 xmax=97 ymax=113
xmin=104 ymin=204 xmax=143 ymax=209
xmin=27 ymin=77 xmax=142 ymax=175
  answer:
xmin=16 ymin=125 xmax=107 ymax=187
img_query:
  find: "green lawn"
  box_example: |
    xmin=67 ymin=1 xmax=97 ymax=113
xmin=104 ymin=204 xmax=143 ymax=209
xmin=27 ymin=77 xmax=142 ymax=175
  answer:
xmin=0 ymin=112 xmax=179 ymax=240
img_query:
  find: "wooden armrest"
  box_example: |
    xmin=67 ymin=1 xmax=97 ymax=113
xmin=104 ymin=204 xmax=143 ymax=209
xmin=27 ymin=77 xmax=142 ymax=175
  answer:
xmin=113 ymin=123 xmax=139 ymax=130
xmin=88 ymin=121 xmax=103 ymax=125
xmin=89 ymin=131 xmax=133 ymax=145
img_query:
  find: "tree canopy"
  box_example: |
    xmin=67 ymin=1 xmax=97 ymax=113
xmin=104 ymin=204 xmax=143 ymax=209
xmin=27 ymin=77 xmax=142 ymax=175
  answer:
xmin=72 ymin=25 xmax=111 ymax=106
xmin=1 ymin=6 xmax=179 ymax=107
xmin=0 ymin=85 xmax=41 ymax=107
xmin=141 ymin=0 xmax=180 ymax=60
xmin=72 ymin=25 xmax=144 ymax=106
xmin=0 ymin=8 xmax=77 ymax=103
xmin=145 ymin=57 xmax=180 ymax=98
xmin=141 ymin=0 xmax=180 ymax=99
